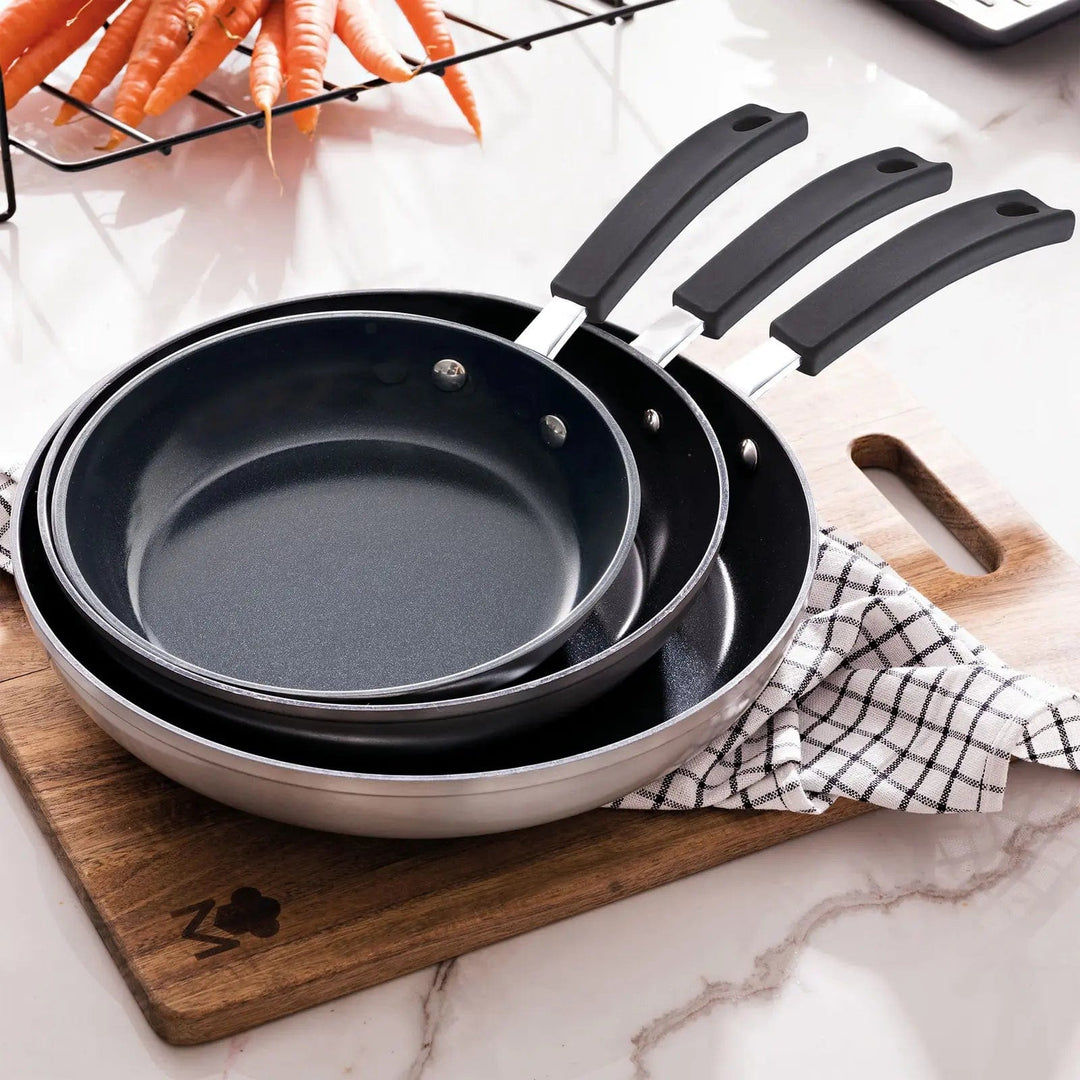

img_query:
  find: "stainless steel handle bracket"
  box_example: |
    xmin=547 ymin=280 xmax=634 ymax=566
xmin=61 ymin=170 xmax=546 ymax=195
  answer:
xmin=720 ymin=337 xmax=801 ymax=400
xmin=515 ymin=297 xmax=589 ymax=358
xmin=628 ymin=309 xmax=706 ymax=369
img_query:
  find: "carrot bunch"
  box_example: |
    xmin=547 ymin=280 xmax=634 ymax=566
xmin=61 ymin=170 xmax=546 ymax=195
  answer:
xmin=0 ymin=0 xmax=481 ymax=143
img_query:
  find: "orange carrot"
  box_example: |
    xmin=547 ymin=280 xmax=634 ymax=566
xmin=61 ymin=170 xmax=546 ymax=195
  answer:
xmin=335 ymin=0 xmax=414 ymax=84
xmin=3 ymin=0 xmax=126 ymax=110
xmin=105 ymin=0 xmax=188 ymax=147
xmin=145 ymin=0 xmax=269 ymax=115
xmin=0 ymin=0 xmax=84 ymax=74
xmin=394 ymin=0 xmax=480 ymax=140
xmin=284 ymin=0 xmax=336 ymax=134
xmin=249 ymin=0 xmax=285 ymax=170
xmin=183 ymin=0 xmax=216 ymax=34
xmin=55 ymin=0 xmax=154 ymax=124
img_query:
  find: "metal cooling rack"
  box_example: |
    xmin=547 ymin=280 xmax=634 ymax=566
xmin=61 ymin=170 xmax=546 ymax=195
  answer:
xmin=0 ymin=0 xmax=678 ymax=222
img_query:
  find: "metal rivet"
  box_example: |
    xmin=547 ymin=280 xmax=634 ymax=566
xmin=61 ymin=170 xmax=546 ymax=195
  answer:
xmin=739 ymin=438 xmax=759 ymax=471
xmin=540 ymin=415 xmax=568 ymax=449
xmin=643 ymin=408 xmax=662 ymax=434
xmin=432 ymin=359 xmax=467 ymax=391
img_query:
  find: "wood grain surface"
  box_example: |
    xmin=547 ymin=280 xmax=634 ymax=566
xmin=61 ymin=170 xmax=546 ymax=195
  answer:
xmin=2 ymin=353 xmax=1078 ymax=1045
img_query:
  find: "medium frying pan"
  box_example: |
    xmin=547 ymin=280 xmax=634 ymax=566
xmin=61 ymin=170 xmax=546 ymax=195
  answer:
xmin=46 ymin=105 xmax=810 ymax=703
xmin=120 ymin=188 xmax=1076 ymax=773
xmin=14 ymin=192 xmax=1073 ymax=836
xmin=39 ymin=147 xmax=953 ymax=746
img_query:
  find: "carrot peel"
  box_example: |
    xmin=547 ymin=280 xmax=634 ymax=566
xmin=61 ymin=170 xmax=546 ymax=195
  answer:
xmin=184 ymin=0 xmax=216 ymax=33
xmin=284 ymin=0 xmax=335 ymax=134
xmin=54 ymin=0 xmax=154 ymax=125
xmin=394 ymin=0 xmax=481 ymax=140
xmin=249 ymin=0 xmax=286 ymax=175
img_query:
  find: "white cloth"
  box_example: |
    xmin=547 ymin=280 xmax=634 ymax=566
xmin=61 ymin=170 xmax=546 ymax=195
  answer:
xmin=0 ymin=464 xmax=20 ymax=575
xmin=3 ymin=466 xmax=1076 ymax=815
xmin=613 ymin=528 xmax=1080 ymax=813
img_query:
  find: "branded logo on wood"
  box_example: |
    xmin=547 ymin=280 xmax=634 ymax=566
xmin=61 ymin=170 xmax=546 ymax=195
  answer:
xmin=171 ymin=887 xmax=282 ymax=960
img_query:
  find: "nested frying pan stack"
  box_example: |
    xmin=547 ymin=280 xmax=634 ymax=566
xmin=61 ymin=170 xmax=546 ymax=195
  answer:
xmin=12 ymin=105 xmax=1074 ymax=838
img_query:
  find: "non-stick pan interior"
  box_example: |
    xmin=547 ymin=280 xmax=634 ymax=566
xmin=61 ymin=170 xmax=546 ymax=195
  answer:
xmin=38 ymin=289 xmax=729 ymax=738
xmin=51 ymin=313 xmax=638 ymax=696
xmin=21 ymin=292 xmax=814 ymax=775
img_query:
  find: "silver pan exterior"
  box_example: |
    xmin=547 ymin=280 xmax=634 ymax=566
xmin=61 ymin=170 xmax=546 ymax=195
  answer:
xmin=12 ymin=352 xmax=816 ymax=839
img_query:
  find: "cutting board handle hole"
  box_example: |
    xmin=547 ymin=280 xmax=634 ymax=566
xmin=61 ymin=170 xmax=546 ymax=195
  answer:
xmin=851 ymin=435 xmax=1003 ymax=576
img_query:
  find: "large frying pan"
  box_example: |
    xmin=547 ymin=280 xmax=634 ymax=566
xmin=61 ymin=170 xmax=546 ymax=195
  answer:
xmin=46 ymin=105 xmax=811 ymax=703
xmin=38 ymin=147 xmax=953 ymax=760
xmin=14 ymin=192 xmax=1072 ymax=841
xmin=14 ymin=327 xmax=815 ymax=833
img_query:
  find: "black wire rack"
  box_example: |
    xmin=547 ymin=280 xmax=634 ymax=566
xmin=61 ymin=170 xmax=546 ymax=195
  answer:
xmin=0 ymin=0 xmax=678 ymax=223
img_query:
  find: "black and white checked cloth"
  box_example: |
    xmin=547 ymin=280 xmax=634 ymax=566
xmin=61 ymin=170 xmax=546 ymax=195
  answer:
xmin=2 ymin=464 xmax=1077 ymax=815
xmin=0 ymin=464 xmax=19 ymax=576
xmin=613 ymin=527 xmax=1080 ymax=814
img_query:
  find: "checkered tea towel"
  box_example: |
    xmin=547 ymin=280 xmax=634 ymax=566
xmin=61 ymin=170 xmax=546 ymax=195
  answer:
xmin=0 ymin=464 xmax=19 ymax=576
xmin=2 ymin=463 xmax=1077 ymax=815
xmin=613 ymin=527 xmax=1080 ymax=814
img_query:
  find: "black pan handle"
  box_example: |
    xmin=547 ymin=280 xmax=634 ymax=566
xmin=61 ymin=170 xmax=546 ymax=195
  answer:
xmin=672 ymin=148 xmax=953 ymax=338
xmin=549 ymin=104 xmax=809 ymax=322
xmin=772 ymin=190 xmax=1075 ymax=375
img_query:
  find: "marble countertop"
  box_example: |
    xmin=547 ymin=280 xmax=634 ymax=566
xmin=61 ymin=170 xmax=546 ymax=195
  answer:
xmin=2 ymin=0 xmax=1079 ymax=1075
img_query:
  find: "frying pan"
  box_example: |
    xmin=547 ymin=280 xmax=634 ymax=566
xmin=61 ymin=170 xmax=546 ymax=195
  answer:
xmin=16 ymin=190 xmax=1072 ymax=834
xmin=47 ymin=105 xmax=810 ymax=704
xmin=15 ymin=325 xmax=816 ymax=832
xmin=38 ymin=146 xmax=952 ymax=759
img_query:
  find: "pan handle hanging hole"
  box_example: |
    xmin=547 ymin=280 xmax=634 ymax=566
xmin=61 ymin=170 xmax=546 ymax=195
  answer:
xmin=732 ymin=114 xmax=771 ymax=131
xmin=541 ymin=415 xmax=568 ymax=449
xmin=432 ymin=359 xmax=467 ymax=391
xmin=876 ymin=157 xmax=917 ymax=173
xmin=739 ymin=438 xmax=759 ymax=471
xmin=997 ymin=201 xmax=1038 ymax=217
xmin=643 ymin=409 xmax=662 ymax=434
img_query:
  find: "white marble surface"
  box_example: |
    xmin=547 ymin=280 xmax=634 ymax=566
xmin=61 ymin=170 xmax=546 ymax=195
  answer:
xmin=2 ymin=0 xmax=1080 ymax=1075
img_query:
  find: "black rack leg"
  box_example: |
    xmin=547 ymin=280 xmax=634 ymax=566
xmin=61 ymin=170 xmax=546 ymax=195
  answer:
xmin=598 ymin=0 xmax=633 ymax=20
xmin=0 ymin=77 xmax=15 ymax=224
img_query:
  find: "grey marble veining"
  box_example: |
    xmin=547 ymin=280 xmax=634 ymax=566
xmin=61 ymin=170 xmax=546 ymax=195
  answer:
xmin=1 ymin=0 xmax=1079 ymax=1076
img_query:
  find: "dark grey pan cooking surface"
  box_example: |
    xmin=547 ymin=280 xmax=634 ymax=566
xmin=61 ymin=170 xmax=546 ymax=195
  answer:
xmin=50 ymin=313 xmax=639 ymax=697
xmin=134 ymin=439 xmax=580 ymax=688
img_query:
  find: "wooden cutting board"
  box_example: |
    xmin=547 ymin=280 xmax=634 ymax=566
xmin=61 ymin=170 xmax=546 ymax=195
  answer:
xmin=2 ymin=353 xmax=1079 ymax=1046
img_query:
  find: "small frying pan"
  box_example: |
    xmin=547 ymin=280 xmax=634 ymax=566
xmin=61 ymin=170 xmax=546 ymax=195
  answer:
xmin=48 ymin=105 xmax=809 ymax=701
